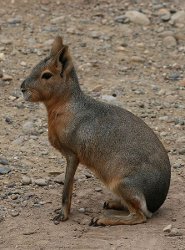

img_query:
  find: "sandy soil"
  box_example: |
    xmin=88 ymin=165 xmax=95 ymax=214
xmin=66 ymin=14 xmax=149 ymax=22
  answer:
xmin=0 ymin=0 xmax=185 ymax=249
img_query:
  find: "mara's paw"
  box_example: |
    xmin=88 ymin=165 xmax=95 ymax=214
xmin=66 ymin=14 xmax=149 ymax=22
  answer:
xmin=53 ymin=210 xmax=68 ymax=225
xmin=103 ymin=201 xmax=110 ymax=209
xmin=89 ymin=217 xmax=106 ymax=227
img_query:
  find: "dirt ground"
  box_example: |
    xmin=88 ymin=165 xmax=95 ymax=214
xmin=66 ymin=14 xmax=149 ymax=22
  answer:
xmin=0 ymin=0 xmax=185 ymax=249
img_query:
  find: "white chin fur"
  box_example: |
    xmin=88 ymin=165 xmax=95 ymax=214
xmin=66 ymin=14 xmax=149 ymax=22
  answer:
xmin=23 ymin=91 xmax=31 ymax=101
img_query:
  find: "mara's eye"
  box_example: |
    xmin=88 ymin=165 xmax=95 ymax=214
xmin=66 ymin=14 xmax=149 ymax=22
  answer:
xmin=41 ymin=72 xmax=53 ymax=80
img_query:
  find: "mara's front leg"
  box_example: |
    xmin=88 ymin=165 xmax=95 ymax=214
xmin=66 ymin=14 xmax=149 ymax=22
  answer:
xmin=53 ymin=153 xmax=79 ymax=224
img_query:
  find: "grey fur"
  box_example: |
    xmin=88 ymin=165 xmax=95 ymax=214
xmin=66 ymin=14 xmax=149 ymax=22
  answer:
xmin=21 ymin=39 xmax=171 ymax=224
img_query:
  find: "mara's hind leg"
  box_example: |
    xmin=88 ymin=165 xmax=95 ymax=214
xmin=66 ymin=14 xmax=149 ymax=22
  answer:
xmin=90 ymin=182 xmax=151 ymax=226
xmin=103 ymin=199 xmax=126 ymax=210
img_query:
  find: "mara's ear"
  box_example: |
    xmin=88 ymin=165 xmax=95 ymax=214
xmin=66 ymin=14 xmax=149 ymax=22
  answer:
xmin=56 ymin=45 xmax=73 ymax=82
xmin=50 ymin=36 xmax=64 ymax=57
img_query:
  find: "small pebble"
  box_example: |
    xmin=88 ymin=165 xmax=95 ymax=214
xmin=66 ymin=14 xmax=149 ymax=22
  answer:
xmin=163 ymin=224 xmax=172 ymax=233
xmin=54 ymin=174 xmax=65 ymax=184
xmin=0 ymin=158 xmax=9 ymax=165
xmin=34 ymin=178 xmax=48 ymax=186
xmin=22 ymin=121 xmax=35 ymax=134
xmin=168 ymin=228 xmax=183 ymax=237
xmin=163 ymin=36 xmax=177 ymax=48
xmin=0 ymin=53 xmax=5 ymax=61
xmin=8 ymin=96 xmax=17 ymax=101
xmin=130 ymin=56 xmax=145 ymax=63
xmin=95 ymin=187 xmax=102 ymax=192
xmin=78 ymin=207 xmax=85 ymax=213
xmin=20 ymin=61 xmax=27 ymax=66
xmin=161 ymin=12 xmax=171 ymax=22
xmin=22 ymin=176 xmax=32 ymax=185
xmin=125 ymin=11 xmax=150 ymax=25
xmin=102 ymin=95 xmax=116 ymax=103
xmin=178 ymin=148 xmax=185 ymax=155
xmin=5 ymin=117 xmax=13 ymax=124
xmin=0 ymin=166 xmax=11 ymax=174
xmin=2 ymin=74 xmax=13 ymax=81
xmin=91 ymin=85 xmax=103 ymax=93
xmin=1 ymin=38 xmax=12 ymax=45
xmin=173 ymin=162 xmax=184 ymax=169
xmin=10 ymin=210 xmax=19 ymax=217
xmin=171 ymin=11 xmax=185 ymax=25
xmin=8 ymin=16 xmax=22 ymax=24
xmin=11 ymin=194 xmax=18 ymax=200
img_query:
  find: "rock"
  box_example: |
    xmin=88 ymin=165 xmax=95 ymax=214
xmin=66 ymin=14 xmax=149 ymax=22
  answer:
xmin=161 ymin=12 xmax=171 ymax=22
xmin=158 ymin=89 xmax=166 ymax=96
xmin=51 ymin=16 xmax=65 ymax=24
xmin=158 ymin=9 xmax=171 ymax=22
xmin=90 ymin=31 xmax=101 ymax=39
xmin=84 ymin=172 xmax=92 ymax=178
xmin=78 ymin=207 xmax=85 ymax=213
xmin=163 ymin=224 xmax=172 ymax=233
xmin=8 ymin=96 xmax=17 ymax=101
xmin=175 ymin=118 xmax=185 ymax=125
xmin=163 ymin=36 xmax=177 ymax=48
xmin=167 ymin=72 xmax=180 ymax=81
xmin=101 ymin=95 xmax=116 ymax=103
xmin=160 ymin=132 xmax=168 ymax=137
xmin=11 ymin=194 xmax=18 ymax=200
xmin=66 ymin=27 xmax=76 ymax=34
xmin=43 ymin=26 xmax=59 ymax=33
xmin=22 ymin=176 xmax=32 ymax=185
xmin=8 ymin=16 xmax=22 ymax=24
xmin=159 ymin=31 xmax=174 ymax=38
xmin=22 ymin=228 xmax=39 ymax=235
xmin=125 ymin=11 xmax=150 ymax=25
xmin=178 ymin=148 xmax=185 ymax=155
xmin=34 ymin=178 xmax=48 ymax=186
xmin=54 ymin=173 xmax=65 ymax=184
xmin=95 ymin=187 xmax=102 ymax=192
xmin=2 ymin=74 xmax=13 ymax=81
xmin=0 ymin=53 xmax=5 ymax=61
xmin=5 ymin=117 xmax=13 ymax=124
xmin=91 ymin=85 xmax=103 ymax=92
xmin=175 ymin=32 xmax=185 ymax=42
xmin=0 ymin=69 xmax=3 ymax=78
xmin=22 ymin=121 xmax=34 ymax=134
xmin=171 ymin=11 xmax=185 ymax=25
xmin=168 ymin=228 xmax=183 ymax=237
xmin=0 ymin=158 xmax=9 ymax=165
xmin=173 ymin=162 xmax=184 ymax=169
xmin=130 ymin=56 xmax=145 ymax=63
xmin=1 ymin=38 xmax=12 ymax=45
xmin=114 ymin=15 xmax=129 ymax=24
xmin=20 ymin=61 xmax=27 ymax=66
xmin=0 ymin=166 xmax=11 ymax=174
xmin=10 ymin=210 xmax=19 ymax=217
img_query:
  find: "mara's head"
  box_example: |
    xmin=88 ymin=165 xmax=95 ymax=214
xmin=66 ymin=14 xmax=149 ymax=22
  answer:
xmin=21 ymin=36 xmax=74 ymax=103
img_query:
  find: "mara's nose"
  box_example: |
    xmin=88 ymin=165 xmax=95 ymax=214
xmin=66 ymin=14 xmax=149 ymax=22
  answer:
xmin=20 ymin=80 xmax=26 ymax=92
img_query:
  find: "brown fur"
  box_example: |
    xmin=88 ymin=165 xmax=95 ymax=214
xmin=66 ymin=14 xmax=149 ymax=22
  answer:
xmin=21 ymin=36 xmax=171 ymax=226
